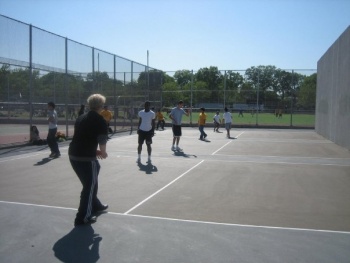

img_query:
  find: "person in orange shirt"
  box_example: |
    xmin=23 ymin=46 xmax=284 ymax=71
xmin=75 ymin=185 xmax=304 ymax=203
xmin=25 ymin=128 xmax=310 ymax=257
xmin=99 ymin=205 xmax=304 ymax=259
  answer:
xmin=156 ymin=109 xmax=165 ymax=130
xmin=100 ymin=105 xmax=113 ymax=133
xmin=198 ymin=107 xmax=207 ymax=140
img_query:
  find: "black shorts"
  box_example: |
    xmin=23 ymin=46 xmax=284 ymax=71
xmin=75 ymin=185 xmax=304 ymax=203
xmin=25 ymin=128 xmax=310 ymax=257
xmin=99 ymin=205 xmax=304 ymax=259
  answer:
xmin=172 ymin=125 xmax=182 ymax=137
xmin=138 ymin=130 xmax=153 ymax=144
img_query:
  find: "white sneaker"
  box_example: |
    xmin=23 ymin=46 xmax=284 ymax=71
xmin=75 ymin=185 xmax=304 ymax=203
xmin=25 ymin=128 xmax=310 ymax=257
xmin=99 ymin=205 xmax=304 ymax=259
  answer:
xmin=176 ymin=146 xmax=182 ymax=151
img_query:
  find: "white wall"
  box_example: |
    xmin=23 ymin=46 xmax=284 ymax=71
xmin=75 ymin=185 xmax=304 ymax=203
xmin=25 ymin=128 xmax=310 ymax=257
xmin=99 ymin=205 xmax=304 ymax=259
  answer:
xmin=316 ymin=26 xmax=350 ymax=150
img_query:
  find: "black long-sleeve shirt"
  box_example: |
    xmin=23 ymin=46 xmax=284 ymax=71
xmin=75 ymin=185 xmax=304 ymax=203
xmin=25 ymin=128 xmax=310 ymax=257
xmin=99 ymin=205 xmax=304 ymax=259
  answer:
xmin=69 ymin=111 xmax=108 ymax=161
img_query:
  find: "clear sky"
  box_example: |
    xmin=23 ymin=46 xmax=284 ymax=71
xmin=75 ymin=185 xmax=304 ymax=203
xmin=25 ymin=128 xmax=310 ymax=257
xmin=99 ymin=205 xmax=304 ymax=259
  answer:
xmin=0 ymin=0 xmax=349 ymax=72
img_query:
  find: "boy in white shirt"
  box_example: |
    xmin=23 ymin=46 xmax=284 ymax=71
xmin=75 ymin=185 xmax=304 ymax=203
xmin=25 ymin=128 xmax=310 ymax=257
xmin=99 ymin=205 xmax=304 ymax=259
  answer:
xmin=222 ymin=107 xmax=232 ymax=138
xmin=213 ymin=111 xmax=221 ymax=132
xmin=137 ymin=101 xmax=156 ymax=163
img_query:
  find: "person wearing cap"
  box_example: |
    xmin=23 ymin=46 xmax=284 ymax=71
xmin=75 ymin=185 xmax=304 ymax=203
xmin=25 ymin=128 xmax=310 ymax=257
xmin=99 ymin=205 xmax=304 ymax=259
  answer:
xmin=198 ymin=107 xmax=207 ymax=140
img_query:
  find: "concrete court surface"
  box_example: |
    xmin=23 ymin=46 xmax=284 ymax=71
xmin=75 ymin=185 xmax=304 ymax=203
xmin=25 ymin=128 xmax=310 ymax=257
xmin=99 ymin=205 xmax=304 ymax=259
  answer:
xmin=0 ymin=128 xmax=350 ymax=263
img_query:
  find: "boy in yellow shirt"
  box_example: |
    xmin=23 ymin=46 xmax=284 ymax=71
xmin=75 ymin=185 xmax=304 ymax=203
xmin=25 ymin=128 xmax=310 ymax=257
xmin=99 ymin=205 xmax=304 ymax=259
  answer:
xmin=198 ymin=107 xmax=207 ymax=140
xmin=100 ymin=105 xmax=113 ymax=133
xmin=156 ymin=109 xmax=165 ymax=130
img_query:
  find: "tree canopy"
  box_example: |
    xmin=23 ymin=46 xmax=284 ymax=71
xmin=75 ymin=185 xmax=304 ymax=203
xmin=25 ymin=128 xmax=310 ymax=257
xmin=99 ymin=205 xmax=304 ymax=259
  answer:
xmin=0 ymin=64 xmax=316 ymax=111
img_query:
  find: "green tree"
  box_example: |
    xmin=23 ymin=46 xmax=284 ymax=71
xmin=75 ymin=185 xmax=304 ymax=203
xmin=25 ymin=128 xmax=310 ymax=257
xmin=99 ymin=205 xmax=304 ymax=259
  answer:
xmin=225 ymin=71 xmax=244 ymax=106
xmin=174 ymin=70 xmax=192 ymax=86
xmin=162 ymin=81 xmax=180 ymax=107
xmin=195 ymin=66 xmax=223 ymax=104
xmin=0 ymin=64 xmax=11 ymax=101
xmin=297 ymin=73 xmax=316 ymax=110
xmin=245 ymin=65 xmax=277 ymax=106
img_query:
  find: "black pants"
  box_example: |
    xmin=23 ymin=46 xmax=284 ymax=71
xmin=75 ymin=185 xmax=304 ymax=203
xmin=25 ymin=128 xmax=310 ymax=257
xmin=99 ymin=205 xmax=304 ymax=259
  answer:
xmin=47 ymin=128 xmax=60 ymax=154
xmin=157 ymin=120 xmax=165 ymax=129
xmin=70 ymin=159 xmax=103 ymax=222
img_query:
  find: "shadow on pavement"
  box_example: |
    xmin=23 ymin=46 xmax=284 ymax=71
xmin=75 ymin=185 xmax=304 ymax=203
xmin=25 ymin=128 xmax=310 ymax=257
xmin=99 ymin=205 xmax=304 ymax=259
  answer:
xmin=52 ymin=225 xmax=102 ymax=263
xmin=137 ymin=161 xmax=158 ymax=174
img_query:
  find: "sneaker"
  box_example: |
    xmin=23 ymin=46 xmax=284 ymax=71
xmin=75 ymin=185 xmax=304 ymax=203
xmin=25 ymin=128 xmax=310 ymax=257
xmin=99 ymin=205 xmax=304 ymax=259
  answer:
xmin=176 ymin=146 xmax=182 ymax=151
xmin=171 ymin=146 xmax=176 ymax=151
xmin=53 ymin=153 xmax=61 ymax=158
xmin=49 ymin=153 xmax=55 ymax=158
xmin=94 ymin=204 xmax=108 ymax=213
xmin=74 ymin=216 xmax=97 ymax=226
xmin=147 ymin=158 xmax=152 ymax=163
xmin=137 ymin=157 xmax=141 ymax=163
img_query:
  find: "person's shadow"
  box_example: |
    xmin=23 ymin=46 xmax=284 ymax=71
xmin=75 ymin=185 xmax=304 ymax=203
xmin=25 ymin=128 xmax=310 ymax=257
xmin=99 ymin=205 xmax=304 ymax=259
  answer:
xmin=52 ymin=225 xmax=102 ymax=263
xmin=34 ymin=157 xmax=53 ymax=166
xmin=137 ymin=161 xmax=158 ymax=174
xmin=173 ymin=151 xmax=197 ymax=158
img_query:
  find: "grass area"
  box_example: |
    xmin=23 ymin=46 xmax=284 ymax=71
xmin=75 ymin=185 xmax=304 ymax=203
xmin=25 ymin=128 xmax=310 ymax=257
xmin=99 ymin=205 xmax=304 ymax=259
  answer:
xmin=1 ymin=110 xmax=315 ymax=127
xmin=178 ymin=111 xmax=315 ymax=127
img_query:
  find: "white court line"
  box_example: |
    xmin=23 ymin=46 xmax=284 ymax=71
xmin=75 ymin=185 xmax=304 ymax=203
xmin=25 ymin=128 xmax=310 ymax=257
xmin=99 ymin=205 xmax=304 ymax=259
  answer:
xmin=1 ymin=200 xmax=349 ymax=235
xmin=206 ymin=158 xmax=350 ymax=167
xmin=0 ymin=153 xmax=43 ymax=163
xmin=0 ymin=146 xmax=69 ymax=163
xmin=0 ymin=200 xmax=77 ymax=211
xmin=107 ymin=153 xmax=350 ymax=167
xmin=211 ymin=131 xmax=245 ymax=155
xmin=124 ymin=160 xmax=205 ymax=215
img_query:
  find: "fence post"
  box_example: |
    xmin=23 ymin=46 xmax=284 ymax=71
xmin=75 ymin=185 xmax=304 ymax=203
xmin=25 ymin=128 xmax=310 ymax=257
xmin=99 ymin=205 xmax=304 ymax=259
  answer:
xmin=65 ymin=37 xmax=69 ymax=137
xmin=290 ymin=70 xmax=294 ymax=127
xmin=224 ymin=70 xmax=226 ymax=108
xmin=190 ymin=70 xmax=193 ymax=125
xmin=92 ymin=47 xmax=95 ymax=92
xmin=160 ymin=72 xmax=163 ymax=109
xmin=256 ymin=71 xmax=260 ymax=126
xmin=29 ymin=24 xmax=33 ymax=135
xmin=130 ymin=62 xmax=134 ymax=132
xmin=113 ymin=54 xmax=117 ymax=133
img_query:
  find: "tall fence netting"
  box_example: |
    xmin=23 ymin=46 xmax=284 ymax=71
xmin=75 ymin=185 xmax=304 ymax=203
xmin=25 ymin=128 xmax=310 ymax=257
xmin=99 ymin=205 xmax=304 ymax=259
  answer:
xmin=0 ymin=15 xmax=316 ymax=145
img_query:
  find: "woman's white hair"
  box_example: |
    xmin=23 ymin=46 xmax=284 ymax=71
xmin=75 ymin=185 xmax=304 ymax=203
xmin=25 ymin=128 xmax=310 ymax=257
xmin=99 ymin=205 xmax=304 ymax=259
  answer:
xmin=87 ymin=94 xmax=106 ymax=111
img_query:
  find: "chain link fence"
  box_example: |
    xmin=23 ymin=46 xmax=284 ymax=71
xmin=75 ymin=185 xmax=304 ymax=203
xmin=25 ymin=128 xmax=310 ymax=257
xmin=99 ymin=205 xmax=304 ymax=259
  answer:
xmin=0 ymin=15 xmax=316 ymax=146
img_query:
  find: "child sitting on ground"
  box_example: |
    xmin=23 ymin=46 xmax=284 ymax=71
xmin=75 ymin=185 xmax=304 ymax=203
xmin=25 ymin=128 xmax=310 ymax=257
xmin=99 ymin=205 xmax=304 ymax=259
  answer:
xmin=30 ymin=126 xmax=46 ymax=145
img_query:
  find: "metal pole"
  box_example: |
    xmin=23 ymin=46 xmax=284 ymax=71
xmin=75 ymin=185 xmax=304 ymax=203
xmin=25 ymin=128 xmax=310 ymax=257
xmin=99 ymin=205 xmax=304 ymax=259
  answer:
xmin=92 ymin=47 xmax=95 ymax=92
xmin=147 ymin=50 xmax=149 ymax=100
xmin=29 ymin=24 xmax=33 ymax=132
xmin=65 ymin=37 xmax=69 ymax=137
xmin=224 ymin=70 xmax=226 ymax=108
xmin=130 ymin=62 xmax=133 ymax=132
xmin=7 ymin=73 xmax=10 ymax=117
xmin=190 ymin=70 xmax=193 ymax=125
xmin=290 ymin=70 xmax=294 ymax=127
xmin=160 ymin=72 xmax=163 ymax=109
xmin=256 ymin=71 xmax=260 ymax=126
xmin=53 ymin=73 xmax=56 ymax=102
xmin=113 ymin=54 xmax=117 ymax=133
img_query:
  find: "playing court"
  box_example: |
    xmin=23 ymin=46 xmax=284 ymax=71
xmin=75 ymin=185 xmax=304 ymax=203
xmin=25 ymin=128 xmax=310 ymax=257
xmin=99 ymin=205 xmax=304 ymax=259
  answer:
xmin=1 ymin=128 xmax=350 ymax=262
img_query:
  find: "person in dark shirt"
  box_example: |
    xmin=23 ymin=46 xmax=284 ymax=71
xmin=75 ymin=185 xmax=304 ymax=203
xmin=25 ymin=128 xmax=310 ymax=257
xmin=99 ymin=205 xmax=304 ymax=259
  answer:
xmin=69 ymin=94 xmax=109 ymax=226
xmin=78 ymin=104 xmax=85 ymax=116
